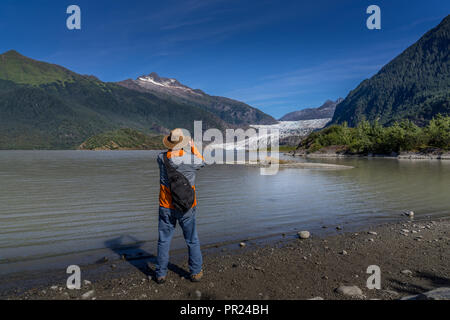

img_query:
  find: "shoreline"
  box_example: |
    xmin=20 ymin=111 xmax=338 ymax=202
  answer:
xmin=287 ymin=151 xmax=450 ymax=160
xmin=2 ymin=217 xmax=448 ymax=300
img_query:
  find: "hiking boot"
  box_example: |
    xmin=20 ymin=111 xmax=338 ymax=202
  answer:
xmin=156 ymin=276 xmax=166 ymax=284
xmin=190 ymin=270 xmax=203 ymax=282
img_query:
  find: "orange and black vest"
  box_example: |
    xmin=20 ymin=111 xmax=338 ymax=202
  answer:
xmin=157 ymin=146 xmax=205 ymax=209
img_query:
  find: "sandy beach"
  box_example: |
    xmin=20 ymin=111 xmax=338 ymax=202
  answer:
xmin=2 ymin=216 xmax=449 ymax=300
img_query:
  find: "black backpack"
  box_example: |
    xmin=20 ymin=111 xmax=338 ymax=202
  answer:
xmin=163 ymin=153 xmax=196 ymax=213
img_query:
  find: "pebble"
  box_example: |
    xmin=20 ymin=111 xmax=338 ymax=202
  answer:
xmin=336 ymin=226 xmax=342 ymax=230
xmin=81 ymin=290 xmax=95 ymax=300
xmin=335 ymin=285 xmax=363 ymax=297
xmin=309 ymin=297 xmax=324 ymax=300
xmin=368 ymin=238 xmax=374 ymax=242
xmin=401 ymin=269 xmax=413 ymax=276
xmin=368 ymin=231 xmax=377 ymax=235
xmin=194 ymin=290 xmax=202 ymax=300
xmin=83 ymin=280 xmax=92 ymax=286
xmin=50 ymin=286 xmax=58 ymax=290
xmin=403 ymin=211 xmax=414 ymax=217
xmin=239 ymin=242 xmax=246 ymax=248
xmin=401 ymin=229 xmax=410 ymax=233
xmin=340 ymin=250 xmax=348 ymax=255
xmin=298 ymin=231 xmax=310 ymax=239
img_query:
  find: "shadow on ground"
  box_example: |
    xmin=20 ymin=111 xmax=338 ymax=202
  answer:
xmin=104 ymin=235 xmax=190 ymax=280
xmin=387 ymin=271 xmax=450 ymax=295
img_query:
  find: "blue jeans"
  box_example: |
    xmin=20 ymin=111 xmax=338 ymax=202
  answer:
xmin=155 ymin=206 xmax=203 ymax=278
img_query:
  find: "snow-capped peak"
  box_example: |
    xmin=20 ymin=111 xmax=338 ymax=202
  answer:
xmin=136 ymin=72 xmax=201 ymax=95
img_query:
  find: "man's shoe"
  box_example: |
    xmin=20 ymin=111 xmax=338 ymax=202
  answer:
xmin=190 ymin=270 xmax=203 ymax=282
xmin=156 ymin=276 xmax=166 ymax=284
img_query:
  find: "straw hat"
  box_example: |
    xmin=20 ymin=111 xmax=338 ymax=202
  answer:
xmin=163 ymin=128 xmax=190 ymax=150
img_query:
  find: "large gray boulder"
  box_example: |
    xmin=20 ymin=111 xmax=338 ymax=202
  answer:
xmin=401 ymin=287 xmax=450 ymax=300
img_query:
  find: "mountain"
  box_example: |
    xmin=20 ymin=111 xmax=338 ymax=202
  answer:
xmin=118 ymin=73 xmax=277 ymax=126
xmin=332 ymin=15 xmax=450 ymax=126
xmin=0 ymin=51 xmax=275 ymax=149
xmin=0 ymin=50 xmax=80 ymax=85
xmin=279 ymin=98 xmax=343 ymax=121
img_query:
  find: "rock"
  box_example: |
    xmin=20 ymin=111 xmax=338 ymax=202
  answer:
xmin=340 ymin=250 xmax=348 ymax=255
xmin=308 ymin=297 xmax=324 ymax=300
xmin=50 ymin=285 xmax=58 ymax=290
xmin=368 ymin=238 xmax=374 ymax=242
xmin=194 ymin=290 xmax=202 ymax=300
xmin=239 ymin=242 xmax=246 ymax=248
xmin=97 ymin=256 xmax=108 ymax=263
xmin=368 ymin=231 xmax=377 ymax=235
xmin=83 ymin=280 xmax=92 ymax=286
xmin=298 ymin=231 xmax=310 ymax=239
xmin=401 ymin=287 xmax=450 ymax=300
xmin=401 ymin=269 xmax=413 ymax=276
xmin=336 ymin=226 xmax=342 ymax=230
xmin=81 ymin=290 xmax=95 ymax=300
xmin=401 ymin=229 xmax=410 ymax=233
xmin=403 ymin=211 xmax=414 ymax=217
xmin=111 ymin=264 xmax=117 ymax=269
xmin=335 ymin=285 xmax=363 ymax=297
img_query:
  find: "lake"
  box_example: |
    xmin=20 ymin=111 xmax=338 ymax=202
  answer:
xmin=0 ymin=150 xmax=449 ymax=277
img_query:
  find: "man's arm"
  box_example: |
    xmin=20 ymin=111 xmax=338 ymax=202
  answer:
xmin=189 ymin=139 xmax=206 ymax=169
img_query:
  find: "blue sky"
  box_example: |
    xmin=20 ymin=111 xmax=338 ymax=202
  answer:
xmin=0 ymin=0 xmax=448 ymax=118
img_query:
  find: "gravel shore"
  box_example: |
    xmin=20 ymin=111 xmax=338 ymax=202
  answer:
xmin=2 ymin=217 xmax=449 ymax=300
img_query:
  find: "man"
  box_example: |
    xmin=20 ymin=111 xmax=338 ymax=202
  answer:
xmin=155 ymin=128 xmax=206 ymax=284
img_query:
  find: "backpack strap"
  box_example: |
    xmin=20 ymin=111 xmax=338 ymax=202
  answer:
xmin=163 ymin=152 xmax=177 ymax=176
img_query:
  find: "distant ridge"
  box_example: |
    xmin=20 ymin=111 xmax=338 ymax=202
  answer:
xmin=280 ymin=98 xmax=343 ymax=121
xmin=118 ymin=72 xmax=277 ymax=126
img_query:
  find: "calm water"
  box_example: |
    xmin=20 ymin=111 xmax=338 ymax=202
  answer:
xmin=1 ymin=150 xmax=449 ymax=276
